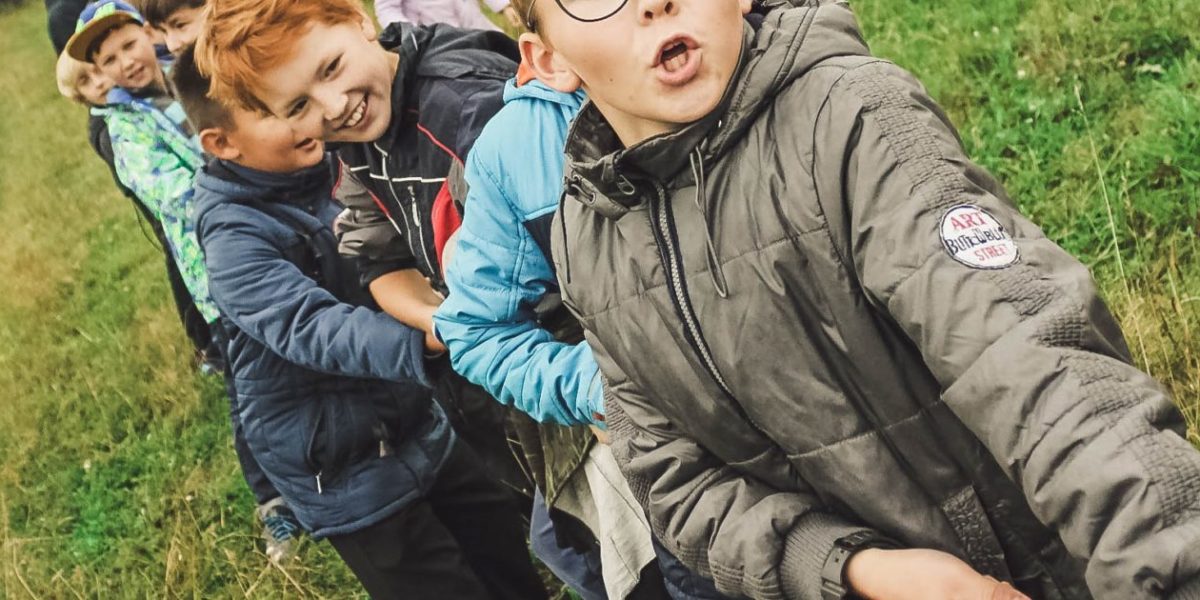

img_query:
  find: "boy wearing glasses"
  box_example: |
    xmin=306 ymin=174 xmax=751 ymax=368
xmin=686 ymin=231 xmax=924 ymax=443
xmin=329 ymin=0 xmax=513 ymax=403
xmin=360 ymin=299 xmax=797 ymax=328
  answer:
xmin=512 ymin=0 xmax=1200 ymax=599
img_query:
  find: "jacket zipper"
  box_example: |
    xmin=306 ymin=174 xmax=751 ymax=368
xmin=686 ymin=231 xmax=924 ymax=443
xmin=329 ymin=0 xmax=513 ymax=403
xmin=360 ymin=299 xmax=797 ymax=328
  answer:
xmin=372 ymin=143 xmax=436 ymax=277
xmin=407 ymin=185 xmax=436 ymax=276
xmin=648 ymin=185 xmax=735 ymax=397
xmin=305 ymin=405 xmax=328 ymax=494
xmin=646 ymin=184 xmax=779 ymax=441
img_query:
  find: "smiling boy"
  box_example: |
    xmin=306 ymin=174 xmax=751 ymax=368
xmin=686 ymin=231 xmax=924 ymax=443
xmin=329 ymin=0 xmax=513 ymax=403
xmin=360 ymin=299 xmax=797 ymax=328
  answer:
xmin=172 ymin=46 xmax=546 ymax=598
xmin=194 ymin=0 xmax=547 ymax=534
xmin=65 ymin=0 xmax=217 ymax=332
xmin=514 ymin=0 xmax=1200 ymax=599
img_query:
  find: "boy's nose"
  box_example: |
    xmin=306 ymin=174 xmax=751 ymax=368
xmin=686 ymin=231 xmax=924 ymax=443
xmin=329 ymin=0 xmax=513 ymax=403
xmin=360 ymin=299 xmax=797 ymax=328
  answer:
xmin=636 ymin=0 xmax=676 ymax=22
xmin=314 ymin=88 xmax=351 ymax=124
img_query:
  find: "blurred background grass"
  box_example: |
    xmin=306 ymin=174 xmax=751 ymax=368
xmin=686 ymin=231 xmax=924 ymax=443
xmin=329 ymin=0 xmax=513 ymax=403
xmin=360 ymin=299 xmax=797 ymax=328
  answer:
xmin=1 ymin=0 xmax=1197 ymax=596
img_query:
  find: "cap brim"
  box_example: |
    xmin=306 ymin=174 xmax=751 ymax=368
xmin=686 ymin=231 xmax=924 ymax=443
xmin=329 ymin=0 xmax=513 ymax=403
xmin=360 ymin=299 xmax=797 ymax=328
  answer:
xmin=64 ymin=13 xmax=141 ymax=62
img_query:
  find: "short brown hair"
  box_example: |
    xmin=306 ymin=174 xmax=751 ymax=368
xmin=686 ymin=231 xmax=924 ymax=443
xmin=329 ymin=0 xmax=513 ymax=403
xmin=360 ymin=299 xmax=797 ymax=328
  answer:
xmin=172 ymin=44 xmax=234 ymax=131
xmin=135 ymin=0 xmax=204 ymax=28
xmin=195 ymin=0 xmax=363 ymax=111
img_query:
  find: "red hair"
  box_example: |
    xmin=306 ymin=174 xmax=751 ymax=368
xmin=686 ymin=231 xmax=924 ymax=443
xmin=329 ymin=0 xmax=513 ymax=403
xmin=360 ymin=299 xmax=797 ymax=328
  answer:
xmin=195 ymin=0 xmax=363 ymax=110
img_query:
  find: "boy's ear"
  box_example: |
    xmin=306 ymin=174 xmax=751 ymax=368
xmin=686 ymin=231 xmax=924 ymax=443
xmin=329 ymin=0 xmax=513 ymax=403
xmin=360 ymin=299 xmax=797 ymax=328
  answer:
xmin=358 ymin=10 xmax=378 ymax=42
xmin=518 ymin=32 xmax=582 ymax=94
xmin=199 ymin=127 xmax=240 ymax=161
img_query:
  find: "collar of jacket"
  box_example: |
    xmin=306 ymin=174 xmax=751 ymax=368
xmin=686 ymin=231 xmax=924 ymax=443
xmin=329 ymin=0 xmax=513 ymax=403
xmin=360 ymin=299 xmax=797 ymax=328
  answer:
xmin=203 ymin=155 xmax=334 ymax=208
xmin=562 ymin=0 xmax=868 ymax=220
xmin=561 ymin=33 xmax=743 ymax=220
xmin=371 ymin=23 xmax=428 ymax=152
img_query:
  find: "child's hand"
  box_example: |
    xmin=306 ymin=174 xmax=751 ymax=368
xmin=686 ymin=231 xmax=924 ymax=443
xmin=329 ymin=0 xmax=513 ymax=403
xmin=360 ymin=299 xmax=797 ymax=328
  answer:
xmin=845 ymin=548 xmax=1030 ymax=600
xmin=589 ymin=425 xmax=609 ymax=445
xmin=424 ymin=330 xmax=446 ymax=355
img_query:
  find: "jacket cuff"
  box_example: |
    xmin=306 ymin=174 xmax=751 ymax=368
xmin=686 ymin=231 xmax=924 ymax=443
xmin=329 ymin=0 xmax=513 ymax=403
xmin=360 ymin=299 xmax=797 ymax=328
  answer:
xmin=587 ymin=372 xmax=605 ymax=426
xmin=1171 ymin=576 xmax=1200 ymax=600
xmin=407 ymin=329 xmax=431 ymax=387
xmin=358 ymin=257 xmax=419 ymax=289
xmin=779 ymin=513 xmax=876 ymax=600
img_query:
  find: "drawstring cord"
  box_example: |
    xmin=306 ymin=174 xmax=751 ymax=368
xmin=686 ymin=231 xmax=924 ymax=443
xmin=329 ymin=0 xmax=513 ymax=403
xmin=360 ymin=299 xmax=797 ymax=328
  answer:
xmin=690 ymin=150 xmax=729 ymax=298
xmin=558 ymin=184 xmax=572 ymax=285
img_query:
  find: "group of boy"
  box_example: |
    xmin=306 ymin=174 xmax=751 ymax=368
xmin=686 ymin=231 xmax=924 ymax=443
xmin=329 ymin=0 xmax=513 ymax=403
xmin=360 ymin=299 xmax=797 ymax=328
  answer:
xmin=50 ymin=0 xmax=1200 ymax=598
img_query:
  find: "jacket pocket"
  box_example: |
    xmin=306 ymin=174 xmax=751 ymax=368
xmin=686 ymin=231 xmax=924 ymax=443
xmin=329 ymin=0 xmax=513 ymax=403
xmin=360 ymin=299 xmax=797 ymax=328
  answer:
xmin=303 ymin=396 xmax=367 ymax=487
xmin=303 ymin=400 xmax=329 ymax=477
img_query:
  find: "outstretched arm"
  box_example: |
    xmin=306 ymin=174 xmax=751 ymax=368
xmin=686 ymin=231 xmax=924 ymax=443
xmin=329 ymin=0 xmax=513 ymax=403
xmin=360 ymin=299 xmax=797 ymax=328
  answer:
xmin=202 ymin=206 xmax=429 ymax=384
xmin=818 ymin=59 xmax=1200 ymax=597
xmin=435 ymin=149 xmax=600 ymax=425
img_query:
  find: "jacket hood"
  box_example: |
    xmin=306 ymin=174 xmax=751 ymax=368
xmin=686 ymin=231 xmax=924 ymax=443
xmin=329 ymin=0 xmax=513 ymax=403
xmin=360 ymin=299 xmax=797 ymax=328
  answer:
xmin=193 ymin=156 xmax=335 ymax=225
xmin=563 ymin=0 xmax=869 ymax=218
xmin=372 ymin=22 xmax=520 ymax=150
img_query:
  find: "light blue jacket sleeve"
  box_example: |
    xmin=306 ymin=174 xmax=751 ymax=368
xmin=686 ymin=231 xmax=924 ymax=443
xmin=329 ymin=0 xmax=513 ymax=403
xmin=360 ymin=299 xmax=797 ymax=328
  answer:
xmin=434 ymin=111 xmax=602 ymax=425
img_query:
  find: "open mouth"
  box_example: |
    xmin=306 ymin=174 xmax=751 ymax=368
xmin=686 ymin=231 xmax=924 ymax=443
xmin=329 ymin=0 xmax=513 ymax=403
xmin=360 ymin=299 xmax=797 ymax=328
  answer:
xmin=295 ymin=137 xmax=319 ymax=151
xmin=652 ymin=35 xmax=701 ymax=86
xmin=660 ymin=41 xmax=689 ymax=72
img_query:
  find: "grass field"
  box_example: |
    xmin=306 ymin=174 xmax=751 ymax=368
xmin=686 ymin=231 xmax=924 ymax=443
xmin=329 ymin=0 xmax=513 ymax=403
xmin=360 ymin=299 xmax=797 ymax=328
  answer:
xmin=1 ymin=0 xmax=1197 ymax=597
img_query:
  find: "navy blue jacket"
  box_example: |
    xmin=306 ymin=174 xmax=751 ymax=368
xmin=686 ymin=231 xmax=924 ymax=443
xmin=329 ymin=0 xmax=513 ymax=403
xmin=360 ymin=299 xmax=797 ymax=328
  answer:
xmin=194 ymin=157 xmax=452 ymax=538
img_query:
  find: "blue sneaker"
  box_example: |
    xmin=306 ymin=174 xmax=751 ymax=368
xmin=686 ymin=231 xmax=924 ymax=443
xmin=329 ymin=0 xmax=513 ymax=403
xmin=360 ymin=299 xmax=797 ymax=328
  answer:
xmin=257 ymin=498 xmax=300 ymax=564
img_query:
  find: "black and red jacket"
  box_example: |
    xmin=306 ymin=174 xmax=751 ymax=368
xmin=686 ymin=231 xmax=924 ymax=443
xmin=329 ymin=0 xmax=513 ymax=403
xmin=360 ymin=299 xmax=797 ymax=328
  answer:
xmin=334 ymin=22 xmax=518 ymax=292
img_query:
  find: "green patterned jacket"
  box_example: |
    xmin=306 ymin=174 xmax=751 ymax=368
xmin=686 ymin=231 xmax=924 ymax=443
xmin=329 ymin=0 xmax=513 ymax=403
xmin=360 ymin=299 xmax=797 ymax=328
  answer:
xmin=94 ymin=83 xmax=218 ymax=324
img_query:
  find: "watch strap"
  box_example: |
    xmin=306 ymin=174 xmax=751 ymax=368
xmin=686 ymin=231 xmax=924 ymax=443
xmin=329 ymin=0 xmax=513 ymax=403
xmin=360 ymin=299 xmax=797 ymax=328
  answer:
xmin=819 ymin=531 xmax=899 ymax=600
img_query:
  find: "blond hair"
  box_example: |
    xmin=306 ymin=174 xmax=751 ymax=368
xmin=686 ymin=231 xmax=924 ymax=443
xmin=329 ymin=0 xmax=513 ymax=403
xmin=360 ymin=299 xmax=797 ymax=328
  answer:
xmin=55 ymin=52 xmax=96 ymax=105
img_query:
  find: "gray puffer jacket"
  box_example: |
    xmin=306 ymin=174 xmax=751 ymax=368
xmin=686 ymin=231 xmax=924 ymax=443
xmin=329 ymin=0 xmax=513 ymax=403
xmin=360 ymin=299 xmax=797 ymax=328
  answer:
xmin=552 ymin=2 xmax=1200 ymax=599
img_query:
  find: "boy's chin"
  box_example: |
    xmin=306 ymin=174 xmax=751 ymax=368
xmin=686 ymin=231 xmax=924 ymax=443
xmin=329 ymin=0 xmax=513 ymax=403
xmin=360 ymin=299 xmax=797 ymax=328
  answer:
xmin=655 ymin=94 xmax=724 ymax=128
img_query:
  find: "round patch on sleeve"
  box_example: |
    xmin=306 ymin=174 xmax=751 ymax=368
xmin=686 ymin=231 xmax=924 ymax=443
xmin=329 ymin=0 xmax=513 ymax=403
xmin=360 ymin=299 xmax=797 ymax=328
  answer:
xmin=940 ymin=204 xmax=1020 ymax=269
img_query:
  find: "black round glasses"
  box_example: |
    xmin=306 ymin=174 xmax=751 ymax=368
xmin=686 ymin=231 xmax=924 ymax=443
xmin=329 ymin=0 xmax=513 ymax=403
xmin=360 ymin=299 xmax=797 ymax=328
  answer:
xmin=526 ymin=0 xmax=629 ymax=29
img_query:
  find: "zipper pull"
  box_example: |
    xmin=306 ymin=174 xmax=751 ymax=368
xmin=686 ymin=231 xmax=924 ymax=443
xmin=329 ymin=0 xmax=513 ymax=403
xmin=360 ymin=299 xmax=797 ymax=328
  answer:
xmin=315 ymin=471 xmax=323 ymax=495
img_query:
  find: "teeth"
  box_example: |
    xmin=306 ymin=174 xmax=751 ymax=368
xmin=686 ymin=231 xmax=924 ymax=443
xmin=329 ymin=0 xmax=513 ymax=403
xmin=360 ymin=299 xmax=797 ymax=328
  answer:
xmin=663 ymin=52 xmax=687 ymax=73
xmin=345 ymin=100 xmax=365 ymax=128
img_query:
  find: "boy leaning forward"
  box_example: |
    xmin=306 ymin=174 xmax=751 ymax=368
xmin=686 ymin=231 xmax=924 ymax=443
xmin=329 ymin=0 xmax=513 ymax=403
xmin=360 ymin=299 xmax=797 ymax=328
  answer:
xmin=517 ymin=0 xmax=1200 ymax=598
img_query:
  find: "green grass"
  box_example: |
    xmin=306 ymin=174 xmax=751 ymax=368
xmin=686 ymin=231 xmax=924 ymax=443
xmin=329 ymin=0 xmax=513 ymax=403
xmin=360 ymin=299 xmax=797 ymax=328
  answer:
xmin=1 ymin=0 xmax=1198 ymax=596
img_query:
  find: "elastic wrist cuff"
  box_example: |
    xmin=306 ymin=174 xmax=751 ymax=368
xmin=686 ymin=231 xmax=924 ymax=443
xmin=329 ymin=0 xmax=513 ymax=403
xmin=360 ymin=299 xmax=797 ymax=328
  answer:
xmin=780 ymin=514 xmax=877 ymax=600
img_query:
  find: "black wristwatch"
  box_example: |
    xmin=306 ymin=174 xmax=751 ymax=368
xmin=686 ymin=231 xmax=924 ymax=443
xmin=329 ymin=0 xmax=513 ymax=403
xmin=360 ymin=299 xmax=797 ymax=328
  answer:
xmin=820 ymin=531 xmax=899 ymax=600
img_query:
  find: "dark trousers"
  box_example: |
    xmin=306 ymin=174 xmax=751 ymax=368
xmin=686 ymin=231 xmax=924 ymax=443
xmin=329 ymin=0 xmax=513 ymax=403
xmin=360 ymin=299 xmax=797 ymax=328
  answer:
xmin=327 ymin=442 xmax=548 ymax=600
xmin=652 ymin=538 xmax=731 ymax=600
xmin=530 ymin=488 xmax=607 ymax=600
